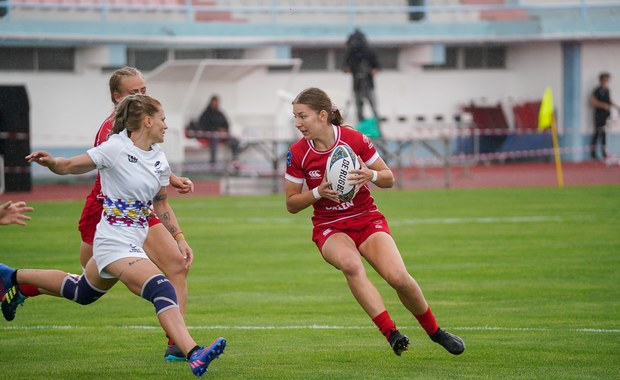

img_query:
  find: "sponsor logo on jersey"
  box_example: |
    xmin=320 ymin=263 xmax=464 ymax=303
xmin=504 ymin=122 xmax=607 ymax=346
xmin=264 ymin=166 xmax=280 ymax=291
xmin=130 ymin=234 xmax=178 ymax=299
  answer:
xmin=154 ymin=160 xmax=165 ymax=175
xmin=128 ymin=155 xmax=138 ymax=163
xmin=286 ymin=150 xmax=292 ymax=166
xmin=325 ymin=200 xmax=354 ymax=211
xmin=308 ymin=170 xmax=322 ymax=179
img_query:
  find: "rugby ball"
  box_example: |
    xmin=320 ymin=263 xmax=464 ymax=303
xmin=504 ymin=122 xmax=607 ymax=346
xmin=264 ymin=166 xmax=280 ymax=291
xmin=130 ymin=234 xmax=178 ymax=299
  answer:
xmin=326 ymin=145 xmax=360 ymax=202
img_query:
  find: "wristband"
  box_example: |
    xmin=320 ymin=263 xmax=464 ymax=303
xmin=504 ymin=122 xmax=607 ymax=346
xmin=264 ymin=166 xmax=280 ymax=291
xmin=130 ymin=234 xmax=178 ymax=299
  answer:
xmin=371 ymin=170 xmax=378 ymax=183
xmin=173 ymin=231 xmax=185 ymax=242
xmin=312 ymin=187 xmax=321 ymax=200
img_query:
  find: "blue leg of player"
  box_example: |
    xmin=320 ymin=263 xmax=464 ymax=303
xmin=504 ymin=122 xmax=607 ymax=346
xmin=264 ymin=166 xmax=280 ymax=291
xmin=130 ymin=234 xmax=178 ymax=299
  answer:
xmin=0 ymin=264 xmax=17 ymax=297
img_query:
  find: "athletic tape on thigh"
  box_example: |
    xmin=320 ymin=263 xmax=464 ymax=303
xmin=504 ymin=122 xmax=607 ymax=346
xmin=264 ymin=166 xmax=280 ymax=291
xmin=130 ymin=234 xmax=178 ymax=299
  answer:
xmin=141 ymin=274 xmax=178 ymax=316
xmin=60 ymin=274 xmax=107 ymax=305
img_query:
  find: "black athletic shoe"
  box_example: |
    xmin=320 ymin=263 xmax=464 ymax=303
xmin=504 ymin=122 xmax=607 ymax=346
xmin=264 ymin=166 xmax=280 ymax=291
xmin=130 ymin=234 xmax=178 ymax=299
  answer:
xmin=388 ymin=330 xmax=410 ymax=356
xmin=1 ymin=286 xmax=27 ymax=322
xmin=164 ymin=343 xmax=186 ymax=361
xmin=430 ymin=328 xmax=465 ymax=355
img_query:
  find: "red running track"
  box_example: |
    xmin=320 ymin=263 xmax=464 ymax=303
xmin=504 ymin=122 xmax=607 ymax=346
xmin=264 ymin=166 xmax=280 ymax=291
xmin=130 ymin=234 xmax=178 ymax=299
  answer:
xmin=1 ymin=161 xmax=619 ymax=202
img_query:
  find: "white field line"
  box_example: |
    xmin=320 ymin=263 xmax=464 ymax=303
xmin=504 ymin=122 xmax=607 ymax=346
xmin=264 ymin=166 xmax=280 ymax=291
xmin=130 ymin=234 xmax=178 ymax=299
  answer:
xmin=1 ymin=325 xmax=618 ymax=333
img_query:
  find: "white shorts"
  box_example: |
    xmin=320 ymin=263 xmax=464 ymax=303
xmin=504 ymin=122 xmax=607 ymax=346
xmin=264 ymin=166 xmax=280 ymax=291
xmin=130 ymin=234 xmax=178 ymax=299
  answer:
xmin=93 ymin=222 xmax=149 ymax=279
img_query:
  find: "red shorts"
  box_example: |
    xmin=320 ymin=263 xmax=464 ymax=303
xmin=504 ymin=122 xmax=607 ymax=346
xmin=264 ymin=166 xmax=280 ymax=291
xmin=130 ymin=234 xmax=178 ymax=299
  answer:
xmin=78 ymin=194 xmax=161 ymax=245
xmin=312 ymin=211 xmax=391 ymax=252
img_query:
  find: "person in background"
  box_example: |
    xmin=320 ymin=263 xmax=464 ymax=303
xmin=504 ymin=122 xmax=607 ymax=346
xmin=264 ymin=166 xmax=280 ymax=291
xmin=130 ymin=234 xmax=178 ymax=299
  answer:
xmin=590 ymin=72 xmax=619 ymax=160
xmin=196 ymin=95 xmax=240 ymax=165
xmin=1 ymin=67 xmax=194 ymax=362
xmin=342 ymin=29 xmax=381 ymax=129
xmin=2 ymin=94 xmax=226 ymax=377
xmin=0 ymin=201 xmax=33 ymax=226
xmin=284 ymin=87 xmax=465 ymax=357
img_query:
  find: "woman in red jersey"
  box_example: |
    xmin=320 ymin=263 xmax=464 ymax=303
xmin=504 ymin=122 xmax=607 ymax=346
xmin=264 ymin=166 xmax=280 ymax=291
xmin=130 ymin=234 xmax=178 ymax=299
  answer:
xmin=284 ymin=87 xmax=464 ymax=356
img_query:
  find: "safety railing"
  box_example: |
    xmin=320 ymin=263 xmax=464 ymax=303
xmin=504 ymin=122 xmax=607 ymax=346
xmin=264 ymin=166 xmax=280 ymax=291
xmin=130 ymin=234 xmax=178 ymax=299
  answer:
xmin=1 ymin=0 xmax=618 ymax=24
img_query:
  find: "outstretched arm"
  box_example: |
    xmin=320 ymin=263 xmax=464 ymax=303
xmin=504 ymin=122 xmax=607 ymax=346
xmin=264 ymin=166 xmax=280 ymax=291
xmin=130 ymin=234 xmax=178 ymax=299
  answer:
xmin=26 ymin=151 xmax=96 ymax=175
xmin=0 ymin=201 xmax=34 ymax=226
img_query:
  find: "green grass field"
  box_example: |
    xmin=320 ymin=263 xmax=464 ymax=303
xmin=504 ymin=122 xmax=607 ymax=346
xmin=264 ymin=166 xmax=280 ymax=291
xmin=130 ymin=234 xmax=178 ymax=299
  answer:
xmin=1 ymin=185 xmax=619 ymax=379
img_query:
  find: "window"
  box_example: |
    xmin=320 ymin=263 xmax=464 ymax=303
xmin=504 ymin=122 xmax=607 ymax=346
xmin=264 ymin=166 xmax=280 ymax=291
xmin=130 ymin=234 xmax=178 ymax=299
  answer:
xmin=38 ymin=48 xmax=74 ymax=71
xmin=0 ymin=47 xmax=74 ymax=72
xmin=464 ymin=47 xmax=484 ymax=69
xmin=464 ymin=46 xmax=505 ymax=69
xmin=374 ymin=48 xmax=398 ymax=70
xmin=292 ymin=48 xmax=328 ymax=71
xmin=0 ymin=48 xmax=34 ymax=71
xmin=174 ymin=49 xmax=243 ymax=60
xmin=423 ymin=47 xmax=458 ymax=70
xmin=486 ymin=47 xmax=506 ymax=69
xmin=423 ymin=45 xmax=505 ymax=71
xmin=295 ymin=47 xmax=398 ymax=72
xmin=127 ymin=49 xmax=168 ymax=72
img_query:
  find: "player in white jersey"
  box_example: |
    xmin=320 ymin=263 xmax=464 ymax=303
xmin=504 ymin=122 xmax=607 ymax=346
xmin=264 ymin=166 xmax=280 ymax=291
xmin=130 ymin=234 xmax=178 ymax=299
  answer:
xmin=88 ymin=127 xmax=170 ymax=275
xmin=2 ymin=67 xmax=193 ymax=361
xmin=285 ymin=87 xmax=464 ymax=357
xmin=1 ymin=95 xmax=225 ymax=377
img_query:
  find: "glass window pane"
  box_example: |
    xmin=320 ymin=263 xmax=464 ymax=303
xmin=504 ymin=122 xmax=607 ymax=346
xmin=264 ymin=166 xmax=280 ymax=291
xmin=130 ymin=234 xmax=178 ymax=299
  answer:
xmin=423 ymin=46 xmax=458 ymax=70
xmin=292 ymin=48 xmax=327 ymax=71
xmin=464 ymin=47 xmax=484 ymax=69
xmin=334 ymin=48 xmax=346 ymax=70
xmin=214 ymin=49 xmax=243 ymax=59
xmin=132 ymin=49 xmax=168 ymax=72
xmin=375 ymin=48 xmax=398 ymax=70
xmin=174 ymin=49 xmax=214 ymax=60
xmin=486 ymin=47 xmax=505 ymax=69
xmin=38 ymin=48 xmax=74 ymax=72
xmin=0 ymin=47 xmax=34 ymax=71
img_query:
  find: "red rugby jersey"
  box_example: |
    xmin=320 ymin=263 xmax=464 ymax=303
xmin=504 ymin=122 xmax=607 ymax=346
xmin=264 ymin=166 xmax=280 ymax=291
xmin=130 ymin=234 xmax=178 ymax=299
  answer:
xmin=285 ymin=125 xmax=382 ymax=227
xmin=89 ymin=112 xmax=115 ymax=198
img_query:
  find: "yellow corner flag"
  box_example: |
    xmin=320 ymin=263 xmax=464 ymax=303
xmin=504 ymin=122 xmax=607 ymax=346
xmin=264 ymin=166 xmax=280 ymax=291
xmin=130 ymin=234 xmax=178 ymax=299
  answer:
xmin=538 ymin=87 xmax=554 ymax=130
xmin=538 ymin=86 xmax=563 ymax=187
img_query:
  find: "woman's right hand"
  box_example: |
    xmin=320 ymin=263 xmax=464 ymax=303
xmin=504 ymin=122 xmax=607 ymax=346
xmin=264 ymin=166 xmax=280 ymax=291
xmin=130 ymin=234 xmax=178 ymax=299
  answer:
xmin=318 ymin=176 xmax=341 ymax=203
xmin=25 ymin=151 xmax=56 ymax=168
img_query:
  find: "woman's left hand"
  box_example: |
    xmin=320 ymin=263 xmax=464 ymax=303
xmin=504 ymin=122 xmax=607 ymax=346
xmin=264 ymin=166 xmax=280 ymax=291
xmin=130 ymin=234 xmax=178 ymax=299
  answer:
xmin=347 ymin=157 xmax=374 ymax=186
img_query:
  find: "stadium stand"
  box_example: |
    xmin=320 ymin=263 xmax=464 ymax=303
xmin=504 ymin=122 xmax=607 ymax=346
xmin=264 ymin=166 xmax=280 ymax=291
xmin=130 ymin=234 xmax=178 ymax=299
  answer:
xmin=1 ymin=0 xmax=619 ymax=190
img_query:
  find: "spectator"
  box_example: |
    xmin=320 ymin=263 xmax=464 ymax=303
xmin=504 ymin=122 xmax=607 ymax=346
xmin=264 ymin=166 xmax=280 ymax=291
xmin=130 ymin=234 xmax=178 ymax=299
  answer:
xmin=590 ymin=72 xmax=619 ymax=160
xmin=196 ymin=95 xmax=240 ymax=164
xmin=342 ymin=29 xmax=381 ymax=130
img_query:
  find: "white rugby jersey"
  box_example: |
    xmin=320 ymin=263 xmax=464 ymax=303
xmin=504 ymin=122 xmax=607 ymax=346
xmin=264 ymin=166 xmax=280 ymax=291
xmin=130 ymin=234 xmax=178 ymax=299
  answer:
xmin=87 ymin=130 xmax=170 ymax=244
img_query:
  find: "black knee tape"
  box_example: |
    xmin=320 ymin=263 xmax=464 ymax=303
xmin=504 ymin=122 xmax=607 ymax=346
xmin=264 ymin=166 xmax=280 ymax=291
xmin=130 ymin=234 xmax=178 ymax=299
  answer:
xmin=141 ymin=274 xmax=178 ymax=316
xmin=61 ymin=274 xmax=106 ymax=305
